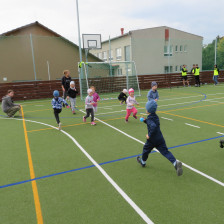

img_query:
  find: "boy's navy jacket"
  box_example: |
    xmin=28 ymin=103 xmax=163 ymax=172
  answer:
xmin=118 ymin=92 xmax=127 ymax=100
xmin=52 ymin=97 xmax=68 ymax=109
xmin=67 ymin=88 xmax=78 ymax=98
xmin=144 ymin=113 xmax=165 ymax=144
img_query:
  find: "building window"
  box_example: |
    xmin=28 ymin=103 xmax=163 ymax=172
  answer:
xmin=164 ymin=66 xmax=173 ymax=73
xmin=124 ymin=45 xmax=131 ymax=61
xmin=116 ymin=48 xmax=122 ymax=60
xmin=180 ymin=66 xmax=182 ymax=71
xmin=117 ymin=68 xmax=122 ymax=75
xmin=98 ymin=52 xmax=102 ymax=59
xmin=102 ymin=51 xmax=107 ymax=61
xmin=180 ymin=45 xmax=183 ymax=52
xmin=108 ymin=50 xmax=113 ymax=61
xmin=175 ymin=66 xmax=178 ymax=72
xmin=184 ymin=45 xmax=187 ymax=52
xmin=175 ymin=45 xmax=178 ymax=52
xmin=164 ymin=45 xmax=173 ymax=56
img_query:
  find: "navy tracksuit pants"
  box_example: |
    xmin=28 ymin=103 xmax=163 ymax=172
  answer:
xmin=142 ymin=139 xmax=176 ymax=164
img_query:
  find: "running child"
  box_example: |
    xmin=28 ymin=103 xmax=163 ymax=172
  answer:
xmin=147 ymin=81 xmax=159 ymax=101
xmin=52 ymin=90 xmax=69 ymax=130
xmin=90 ymin=86 xmax=100 ymax=113
xmin=125 ymin=88 xmax=139 ymax=123
xmin=137 ymin=100 xmax=183 ymax=176
xmin=67 ymin=81 xmax=78 ymax=114
xmin=83 ymin=89 xmax=96 ymax=125
xmin=118 ymin=89 xmax=128 ymax=104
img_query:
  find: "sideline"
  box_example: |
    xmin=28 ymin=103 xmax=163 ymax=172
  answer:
xmin=21 ymin=107 xmax=43 ymax=224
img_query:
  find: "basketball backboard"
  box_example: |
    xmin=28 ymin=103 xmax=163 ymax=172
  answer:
xmin=82 ymin=34 xmax=102 ymax=49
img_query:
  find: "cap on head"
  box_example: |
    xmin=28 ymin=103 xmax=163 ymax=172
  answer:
xmin=128 ymin=88 xmax=134 ymax=94
xmin=146 ymin=100 xmax=157 ymax=113
xmin=53 ymin=90 xmax=59 ymax=97
xmin=123 ymin=89 xmax=128 ymax=93
xmin=87 ymin=89 xmax=93 ymax=94
xmin=151 ymin=81 xmax=157 ymax=87
xmin=70 ymin=81 xmax=75 ymax=85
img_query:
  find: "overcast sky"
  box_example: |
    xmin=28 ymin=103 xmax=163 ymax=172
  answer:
xmin=0 ymin=0 xmax=223 ymax=45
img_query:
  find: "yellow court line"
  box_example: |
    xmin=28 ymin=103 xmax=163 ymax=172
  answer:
xmin=21 ymin=106 xmax=43 ymax=224
xmin=27 ymin=117 xmax=125 ymax=133
xmin=160 ymin=111 xmax=224 ymax=128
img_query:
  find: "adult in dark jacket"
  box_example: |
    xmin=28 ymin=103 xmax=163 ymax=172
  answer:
xmin=61 ymin=70 xmax=72 ymax=99
xmin=137 ymin=100 xmax=183 ymax=176
xmin=1 ymin=90 xmax=21 ymax=117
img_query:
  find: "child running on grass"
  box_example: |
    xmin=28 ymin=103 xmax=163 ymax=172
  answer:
xmin=137 ymin=100 xmax=183 ymax=176
xmin=52 ymin=90 xmax=69 ymax=130
xmin=90 ymin=86 xmax=100 ymax=113
xmin=83 ymin=89 xmax=96 ymax=126
xmin=125 ymin=88 xmax=139 ymax=123
xmin=147 ymin=81 xmax=159 ymax=102
xmin=118 ymin=89 xmax=128 ymax=104
xmin=67 ymin=81 xmax=78 ymax=114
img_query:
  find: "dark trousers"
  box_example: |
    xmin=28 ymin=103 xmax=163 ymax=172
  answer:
xmin=195 ymin=75 xmax=200 ymax=86
xmin=119 ymin=97 xmax=126 ymax=103
xmin=142 ymin=140 xmax=176 ymax=164
xmin=63 ymin=89 xmax=69 ymax=99
xmin=54 ymin=108 xmax=62 ymax=124
xmin=85 ymin=108 xmax=94 ymax=122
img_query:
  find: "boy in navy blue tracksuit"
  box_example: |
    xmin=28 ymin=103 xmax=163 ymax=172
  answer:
xmin=137 ymin=100 xmax=183 ymax=176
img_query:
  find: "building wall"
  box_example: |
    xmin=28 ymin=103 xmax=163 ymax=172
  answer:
xmin=0 ymin=34 xmax=100 ymax=83
xmin=131 ymin=27 xmax=203 ymax=75
xmin=90 ymin=35 xmax=131 ymax=62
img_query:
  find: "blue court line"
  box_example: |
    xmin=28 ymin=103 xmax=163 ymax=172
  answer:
xmin=1 ymin=134 xmax=223 ymax=190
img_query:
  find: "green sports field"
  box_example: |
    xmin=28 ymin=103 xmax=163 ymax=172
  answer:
xmin=0 ymin=85 xmax=224 ymax=224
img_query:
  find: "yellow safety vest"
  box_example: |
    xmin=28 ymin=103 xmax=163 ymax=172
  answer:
xmin=195 ymin=67 xmax=200 ymax=76
xmin=79 ymin=61 xmax=88 ymax=68
xmin=182 ymin=68 xmax=187 ymax=76
xmin=214 ymin=68 xmax=219 ymax=76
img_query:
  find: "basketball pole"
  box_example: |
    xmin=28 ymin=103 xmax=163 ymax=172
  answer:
xmin=75 ymin=0 xmax=84 ymax=100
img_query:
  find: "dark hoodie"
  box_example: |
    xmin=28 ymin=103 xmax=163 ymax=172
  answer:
xmin=144 ymin=113 xmax=165 ymax=144
xmin=1 ymin=95 xmax=19 ymax=113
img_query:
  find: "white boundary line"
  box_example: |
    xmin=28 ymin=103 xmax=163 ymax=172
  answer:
xmin=0 ymin=116 xmax=153 ymax=224
xmin=161 ymin=117 xmax=173 ymax=121
xmin=90 ymin=115 xmax=224 ymax=187
xmin=185 ymin=123 xmax=200 ymax=128
xmin=217 ymin=132 xmax=224 ymax=135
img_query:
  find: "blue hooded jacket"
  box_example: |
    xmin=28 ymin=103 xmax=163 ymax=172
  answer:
xmin=144 ymin=113 xmax=165 ymax=144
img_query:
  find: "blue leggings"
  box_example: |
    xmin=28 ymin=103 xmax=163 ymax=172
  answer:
xmin=142 ymin=140 xmax=176 ymax=164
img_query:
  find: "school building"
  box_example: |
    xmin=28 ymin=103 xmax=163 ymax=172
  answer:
xmin=0 ymin=21 xmax=100 ymax=83
xmin=90 ymin=26 xmax=203 ymax=75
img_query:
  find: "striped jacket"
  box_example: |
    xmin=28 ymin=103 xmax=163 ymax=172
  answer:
xmin=51 ymin=97 xmax=68 ymax=109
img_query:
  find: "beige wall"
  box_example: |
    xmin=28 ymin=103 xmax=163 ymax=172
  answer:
xmin=0 ymin=35 xmax=99 ymax=83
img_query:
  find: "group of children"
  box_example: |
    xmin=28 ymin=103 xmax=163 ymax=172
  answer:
xmin=52 ymin=76 xmax=183 ymax=176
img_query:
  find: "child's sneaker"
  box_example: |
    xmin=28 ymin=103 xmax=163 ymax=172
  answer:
xmin=133 ymin=115 xmax=137 ymax=119
xmin=91 ymin=122 xmax=96 ymax=125
xmin=120 ymin=102 xmax=123 ymax=105
xmin=72 ymin=111 xmax=76 ymax=114
xmin=83 ymin=116 xmax=86 ymax=122
xmin=58 ymin=122 xmax=62 ymax=131
xmin=137 ymin=156 xmax=146 ymax=167
xmin=125 ymin=119 xmax=128 ymax=123
xmin=175 ymin=160 xmax=183 ymax=176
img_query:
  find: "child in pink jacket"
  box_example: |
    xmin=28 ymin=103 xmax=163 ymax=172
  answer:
xmin=125 ymin=88 xmax=139 ymax=123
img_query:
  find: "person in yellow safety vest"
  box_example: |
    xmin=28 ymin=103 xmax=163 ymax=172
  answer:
xmin=181 ymin=64 xmax=190 ymax=87
xmin=213 ymin=64 xmax=219 ymax=85
xmin=194 ymin=64 xmax=200 ymax=87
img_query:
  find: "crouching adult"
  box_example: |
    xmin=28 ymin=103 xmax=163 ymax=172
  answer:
xmin=1 ymin=90 xmax=21 ymax=117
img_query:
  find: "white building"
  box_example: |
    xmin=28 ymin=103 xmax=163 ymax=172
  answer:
xmin=91 ymin=26 xmax=203 ymax=75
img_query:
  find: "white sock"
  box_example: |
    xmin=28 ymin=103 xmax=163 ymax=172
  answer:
xmin=173 ymin=161 xmax=177 ymax=167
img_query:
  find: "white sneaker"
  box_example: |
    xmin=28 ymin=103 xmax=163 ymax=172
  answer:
xmin=58 ymin=123 xmax=62 ymax=131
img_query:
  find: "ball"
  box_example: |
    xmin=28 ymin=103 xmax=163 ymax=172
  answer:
xmin=140 ymin=117 xmax=144 ymax=122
